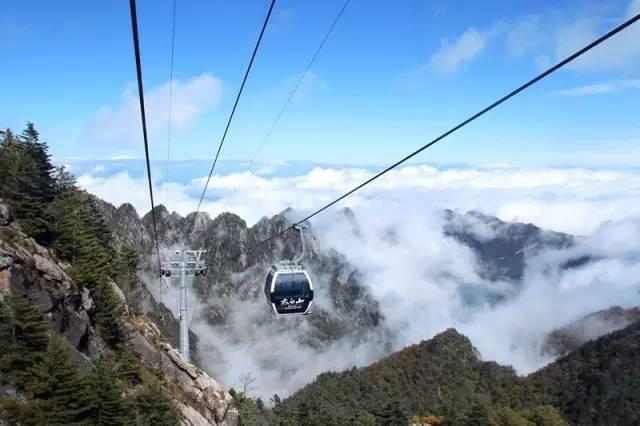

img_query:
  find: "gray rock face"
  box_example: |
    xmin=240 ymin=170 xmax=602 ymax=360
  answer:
xmin=0 ymin=201 xmax=97 ymax=357
xmin=127 ymin=320 xmax=238 ymax=426
xmin=0 ymin=199 xmax=237 ymax=423
xmin=110 ymin=203 xmax=151 ymax=249
xmin=443 ymin=209 xmax=574 ymax=283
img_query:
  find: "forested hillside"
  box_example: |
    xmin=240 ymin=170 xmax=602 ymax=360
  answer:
xmin=3 ymin=124 xmax=638 ymax=426
xmin=529 ymin=320 xmax=640 ymax=426
xmin=268 ymin=319 xmax=640 ymax=426
xmin=268 ymin=329 xmax=566 ymax=425
xmin=0 ymin=125 xmax=236 ymax=425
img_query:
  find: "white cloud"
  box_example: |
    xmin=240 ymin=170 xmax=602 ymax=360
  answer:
xmin=91 ymin=164 xmax=106 ymax=174
xmin=322 ymin=203 xmax=640 ymax=376
xmin=81 ymin=164 xmax=640 ymax=395
xmin=80 ymin=73 xmax=223 ymax=148
xmin=510 ymin=1 xmax=640 ymax=71
xmin=77 ymin=164 xmax=640 ymax=236
xmin=433 ymin=0 xmax=640 ymax=75
xmin=555 ymin=78 xmax=640 ymax=95
xmin=429 ymin=28 xmax=488 ymax=74
xmin=506 ymin=15 xmax=545 ymax=58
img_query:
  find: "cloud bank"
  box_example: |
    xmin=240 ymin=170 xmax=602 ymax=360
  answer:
xmin=78 ymin=164 xmax=640 ymax=236
xmin=80 ymin=164 xmax=640 ymax=397
xmin=424 ymin=0 xmax=640 ymax=76
xmin=80 ymin=73 xmax=223 ymax=148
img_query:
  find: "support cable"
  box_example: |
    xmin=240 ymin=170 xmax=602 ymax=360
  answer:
xmin=165 ymin=0 xmax=177 ymax=206
xmin=162 ymin=0 xmax=177 ymax=305
xmin=220 ymin=0 xmax=351 ymax=212
xmin=187 ymin=0 xmax=278 ymax=326
xmin=129 ymin=0 xmax=162 ymax=271
xmin=249 ymin=11 xmax=640 ymax=251
xmin=189 ymin=0 xmax=277 ymax=234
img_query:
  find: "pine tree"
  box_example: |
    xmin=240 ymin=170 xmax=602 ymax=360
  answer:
xmin=0 ymin=129 xmax=21 ymax=197
xmin=115 ymin=244 xmax=140 ymax=302
xmin=114 ymin=347 xmax=143 ymax=385
xmin=48 ymin=185 xmax=128 ymax=350
xmin=0 ymin=292 xmax=50 ymax=388
xmin=86 ymin=357 xmax=129 ymax=426
xmin=20 ymin=122 xmax=55 ymax=202
xmin=0 ymin=124 xmax=56 ymax=244
xmin=93 ymin=281 xmax=127 ymax=349
xmin=133 ymin=383 xmax=181 ymax=425
xmin=27 ymin=335 xmax=91 ymax=425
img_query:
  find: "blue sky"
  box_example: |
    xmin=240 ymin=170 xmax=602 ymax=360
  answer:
xmin=2 ymin=0 xmax=639 ymax=169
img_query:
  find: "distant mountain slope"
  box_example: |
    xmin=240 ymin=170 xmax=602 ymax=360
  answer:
xmin=443 ymin=210 xmax=574 ymax=283
xmin=272 ymin=320 xmax=640 ymax=425
xmin=542 ymin=305 xmax=640 ymax=357
xmin=530 ymin=320 xmax=640 ymax=426
xmin=272 ymin=329 xmax=529 ymax=424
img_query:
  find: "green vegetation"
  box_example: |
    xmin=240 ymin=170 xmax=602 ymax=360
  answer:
xmin=528 ymin=320 xmax=640 ymax=425
xmin=268 ymin=322 xmax=640 ymax=425
xmin=0 ymin=124 xmax=181 ymax=425
xmin=230 ymin=388 xmax=267 ymax=426
xmin=0 ymin=290 xmax=181 ymax=425
xmin=0 ymin=125 xmax=55 ymax=245
xmin=131 ymin=383 xmax=182 ymax=425
xmin=1 ymin=124 xmax=127 ymax=349
xmin=26 ymin=335 xmax=91 ymax=424
xmin=0 ymin=292 xmax=49 ymax=388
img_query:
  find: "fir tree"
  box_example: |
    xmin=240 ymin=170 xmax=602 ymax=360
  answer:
xmin=27 ymin=335 xmax=91 ymax=425
xmin=86 ymin=357 xmax=129 ymax=426
xmin=0 ymin=124 xmax=56 ymax=244
xmin=93 ymin=281 xmax=127 ymax=349
xmin=115 ymin=243 xmax=140 ymax=304
xmin=0 ymin=292 xmax=49 ymax=388
xmin=133 ymin=383 xmax=181 ymax=425
xmin=114 ymin=347 xmax=143 ymax=386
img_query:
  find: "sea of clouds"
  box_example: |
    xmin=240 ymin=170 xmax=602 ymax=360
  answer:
xmin=77 ymin=162 xmax=640 ymax=397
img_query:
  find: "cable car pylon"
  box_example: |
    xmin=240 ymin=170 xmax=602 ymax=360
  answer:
xmin=160 ymin=249 xmax=207 ymax=362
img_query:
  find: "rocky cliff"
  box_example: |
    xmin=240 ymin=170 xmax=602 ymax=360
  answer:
xmin=0 ymin=199 xmax=238 ymax=425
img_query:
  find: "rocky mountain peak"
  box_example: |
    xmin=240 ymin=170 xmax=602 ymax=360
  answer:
xmin=142 ymin=204 xmax=170 ymax=223
xmin=116 ymin=202 xmax=139 ymax=218
xmin=443 ymin=209 xmax=573 ymax=282
xmin=542 ymin=305 xmax=640 ymax=357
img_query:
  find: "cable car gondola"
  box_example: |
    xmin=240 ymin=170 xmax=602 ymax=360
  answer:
xmin=263 ymin=226 xmax=314 ymax=316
